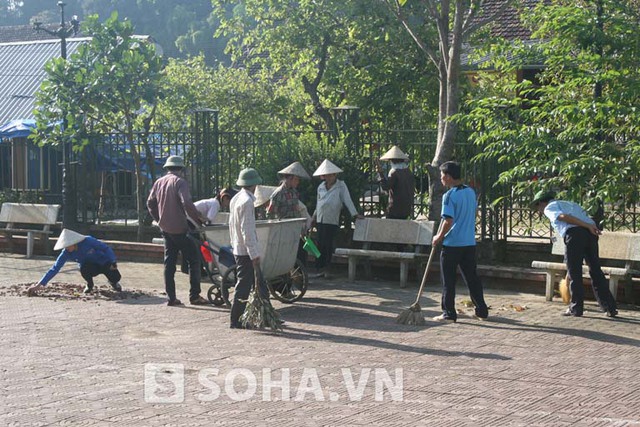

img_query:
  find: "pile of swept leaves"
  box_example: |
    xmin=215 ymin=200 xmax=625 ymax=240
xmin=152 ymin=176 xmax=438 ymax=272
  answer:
xmin=0 ymin=282 xmax=159 ymax=302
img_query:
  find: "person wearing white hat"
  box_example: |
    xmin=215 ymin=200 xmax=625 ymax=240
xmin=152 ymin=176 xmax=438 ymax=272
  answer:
xmin=376 ymin=146 xmax=415 ymax=219
xmin=267 ymin=161 xmax=310 ymax=220
xmin=252 ymin=185 xmax=278 ymax=219
xmin=27 ymin=229 xmax=122 ymax=296
xmin=310 ymin=159 xmax=363 ymax=278
xmin=228 ymin=168 xmax=272 ymax=328
xmin=267 ymin=162 xmax=312 ymax=267
xmin=147 ymin=155 xmax=209 ymax=306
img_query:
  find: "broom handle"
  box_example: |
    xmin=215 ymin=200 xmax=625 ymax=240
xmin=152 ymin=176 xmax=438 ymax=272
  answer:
xmin=254 ymin=265 xmax=263 ymax=293
xmin=412 ymin=221 xmax=444 ymax=306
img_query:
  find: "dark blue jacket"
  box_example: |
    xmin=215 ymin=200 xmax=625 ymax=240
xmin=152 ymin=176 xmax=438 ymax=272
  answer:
xmin=40 ymin=236 xmax=117 ymax=286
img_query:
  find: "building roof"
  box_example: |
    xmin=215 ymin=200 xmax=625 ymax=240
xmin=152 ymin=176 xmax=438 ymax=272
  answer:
xmin=462 ymin=0 xmax=548 ymax=71
xmin=0 ymin=23 xmax=160 ymax=126
xmin=480 ymin=0 xmax=541 ymax=41
xmin=0 ymin=38 xmax=88 ymax=124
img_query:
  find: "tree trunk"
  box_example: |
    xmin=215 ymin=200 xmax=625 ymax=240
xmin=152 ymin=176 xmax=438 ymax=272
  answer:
xmin=98 ymin=171 xmax=106 ymax=224
xmin=427 ymin=4 xmax=464 ymax=221
xmin=135 ymin=162 xmax=145 ymax=242
xmin=126 ymin=125 xmax=145 ymax=242
xmin=302 ymin=34 xmax=335 ymax=131
xmin=428 ymin=57 xmax=460 ymax=220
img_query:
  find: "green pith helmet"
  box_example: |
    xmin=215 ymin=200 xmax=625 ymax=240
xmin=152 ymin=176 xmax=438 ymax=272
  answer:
xmin=531 ymin=190 xmax=556 ymax=208
xmin=163 ymin=155 xmax=185 ymax=169
xmin=236 ymin=168 xmax=262 ymax=187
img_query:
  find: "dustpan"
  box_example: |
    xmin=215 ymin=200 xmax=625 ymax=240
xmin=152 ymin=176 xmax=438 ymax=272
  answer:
xmin=302 ymin=236 xmax=321 ymax=258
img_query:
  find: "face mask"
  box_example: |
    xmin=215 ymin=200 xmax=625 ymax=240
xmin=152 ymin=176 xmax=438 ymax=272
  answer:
xmin=390 ymin=161 xmax=408 ymax=170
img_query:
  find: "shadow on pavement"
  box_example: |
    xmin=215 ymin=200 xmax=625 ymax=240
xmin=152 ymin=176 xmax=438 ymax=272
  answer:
xmin=472 ymin=316 xmax=640 ymax=347
xmin=279 ymin=303 xmax=445 ymax=333
xmin=282 ymin=325 xmax=511 ymax=360
xmin=299 ymin=296 xmax=433 ymax=315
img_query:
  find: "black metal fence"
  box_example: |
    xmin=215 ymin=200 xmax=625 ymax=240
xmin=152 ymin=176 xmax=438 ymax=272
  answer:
xmin=2 ymin=110 xmax=639 ymax=239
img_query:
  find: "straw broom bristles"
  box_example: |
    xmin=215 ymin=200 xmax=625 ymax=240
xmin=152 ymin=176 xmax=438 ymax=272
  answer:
xmin=559 ymin=273 xmax=571 ymax=304
xmin=241 ymin=270 xmax=282 ymax=331
xmin=396 ymin=243 xmax=438 ymax=325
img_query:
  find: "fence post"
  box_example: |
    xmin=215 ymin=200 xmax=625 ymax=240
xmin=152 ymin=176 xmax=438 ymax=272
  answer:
xmin=330 ymin=106 xmax=361 ymax=155
xmin=192 ymin=109 xmax=219 ymax=199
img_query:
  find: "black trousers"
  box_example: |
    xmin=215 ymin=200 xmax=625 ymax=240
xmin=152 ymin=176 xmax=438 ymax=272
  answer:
xmin=230 ymin=255 xmax=270 ymax=327
xmin=80 ymin=262 xmax=121 ymax=287
xmin=439 ymin=245 xmax=488 ymax=320
xmin=564 ymin=227 xmax=617 ymax=315
xmin=162 ymin=231 xmax=201 ymax=302
xmin=316 ymin=223 xmax=338 ymax=270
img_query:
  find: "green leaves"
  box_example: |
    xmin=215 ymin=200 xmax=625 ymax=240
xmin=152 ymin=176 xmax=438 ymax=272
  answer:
xmin=464 ymin=0 xmax=640 ymax=213
xmin=211 ymin=0 xmax=437 ymax=129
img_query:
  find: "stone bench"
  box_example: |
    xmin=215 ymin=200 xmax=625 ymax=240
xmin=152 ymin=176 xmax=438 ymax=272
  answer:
xmin=335 ymin=218 xmax=435 ymax=288
xmin=0 ymin=202 xmax=61 ymax=258
xmin=531 ymin=231 xmax=640 ymax=301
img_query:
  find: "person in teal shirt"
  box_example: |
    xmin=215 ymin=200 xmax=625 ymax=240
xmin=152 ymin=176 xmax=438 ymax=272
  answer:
xmin=432 ymin=161 xmax=488 ymax=322
xmin=27 ymin=229 xmax=122 ymax=296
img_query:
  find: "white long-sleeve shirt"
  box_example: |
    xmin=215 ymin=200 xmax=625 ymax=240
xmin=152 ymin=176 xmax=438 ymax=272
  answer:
xmin=229 ymin=189 xmax=260 ymax=260
xmin=313 ymin=180 xmax=358 ymax=226
xmin=194 ymin=198 xmax=221 ymax=222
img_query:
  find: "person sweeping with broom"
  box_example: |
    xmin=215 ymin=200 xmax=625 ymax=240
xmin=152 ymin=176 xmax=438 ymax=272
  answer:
xmin=229 ymin=168 xmax=282 ymax=330
xmin=397 ymin=161 xmax=488 ymax=325
xmin=431 ymin=161 xmax=489 ymax=323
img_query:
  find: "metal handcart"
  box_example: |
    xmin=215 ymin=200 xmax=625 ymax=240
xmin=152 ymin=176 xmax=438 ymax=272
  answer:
xmin=201 ymin=218 xmax=309 ymax=305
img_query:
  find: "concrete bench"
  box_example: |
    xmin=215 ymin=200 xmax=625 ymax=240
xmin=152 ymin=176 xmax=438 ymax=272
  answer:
xmin=0 ymin=202 xmax=61 ymax=258
xmin=335 ymin=218 xmax=435 ymax=288
xmin=532 ymin=231 xmax=640 ymax=301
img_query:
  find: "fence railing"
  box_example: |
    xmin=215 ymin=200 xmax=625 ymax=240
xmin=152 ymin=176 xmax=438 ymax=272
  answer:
xmin=2 ymin=129 xmax=639 ymax=238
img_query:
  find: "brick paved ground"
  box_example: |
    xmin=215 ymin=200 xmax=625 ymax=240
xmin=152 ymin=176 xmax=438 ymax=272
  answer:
xmin=1 ymin=252 xmax=639 ymax=427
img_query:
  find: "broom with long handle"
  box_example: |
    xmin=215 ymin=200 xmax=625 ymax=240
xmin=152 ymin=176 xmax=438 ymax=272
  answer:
xmin=396 ymin=221 xmax=443 ymax=325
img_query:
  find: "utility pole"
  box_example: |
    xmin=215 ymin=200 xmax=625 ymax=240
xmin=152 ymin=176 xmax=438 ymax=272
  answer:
xmin=34 ymin=2 xmax=80 ymax=228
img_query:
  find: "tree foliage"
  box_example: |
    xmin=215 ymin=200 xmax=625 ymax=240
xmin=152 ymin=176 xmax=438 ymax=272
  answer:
xmin=462 ymin=0 xmax=640 ymax=214
xmin=381 ymin=0 xmax=513 ymax=218
xmin=33 ymin=12 xmax=164 ymax=239
xmin=156 ymin=56 xmax=306 ymax=132
xmin=212 ymin=0 xmax=438 ymax=130
xmin=1 ymin=0 xmax=228 ymax=64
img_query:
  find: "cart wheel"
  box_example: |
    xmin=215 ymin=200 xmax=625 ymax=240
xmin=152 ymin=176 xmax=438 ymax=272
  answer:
xmin=206 ymin=284 xmax=225 ymax=306
xmin=220 ymin=265 xmax=237 ymax=306
xmin=269 ymin=259 xmax=308 ymax=304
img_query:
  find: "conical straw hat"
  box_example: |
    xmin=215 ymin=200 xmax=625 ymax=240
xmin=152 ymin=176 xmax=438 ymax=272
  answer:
xmin=54 ymin=229 xmax=87 ymax=250
xmin=312 ymin=159 xmax=343 ymax=176
xmin=253 ymin=185 xmax=279 ymax=207
xmin=278 ymin=162 xmax=310 ymax=179
xmin=380 ymin=146 xmax=409 ymax=161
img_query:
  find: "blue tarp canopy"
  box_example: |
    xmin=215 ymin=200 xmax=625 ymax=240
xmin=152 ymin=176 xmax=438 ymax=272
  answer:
xmin=91 ymin=141 xmax=184 ymax=175
xmin=0 ymin=119 xmax=184 ymax=175
xmin=0 ymin=119 xmax=36 ymax=138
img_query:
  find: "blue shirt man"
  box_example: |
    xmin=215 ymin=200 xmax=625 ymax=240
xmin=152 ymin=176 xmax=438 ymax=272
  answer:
xmin=441 ymin=185 xmax=478 ymax=247
xmin=543 ymin=200 xmax=596 ymax=239
xmin=533 ymin=190 xmax=617 ymax=317
xmin=432 ymin=161 xmax=488 ymax=322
